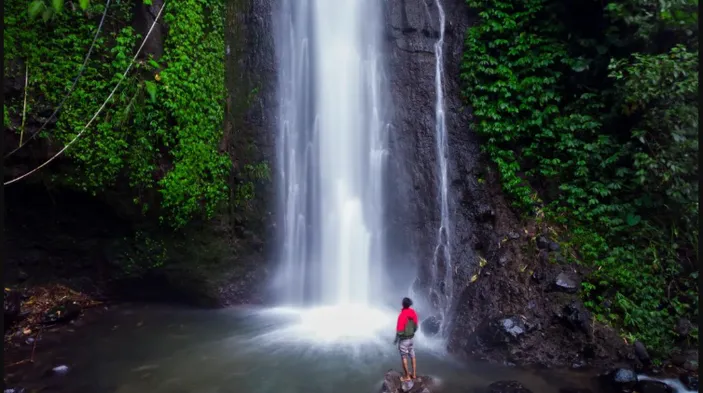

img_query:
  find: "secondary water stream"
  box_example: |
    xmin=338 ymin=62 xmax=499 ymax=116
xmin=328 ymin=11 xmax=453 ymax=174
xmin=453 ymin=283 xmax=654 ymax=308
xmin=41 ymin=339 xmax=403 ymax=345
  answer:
xmin=5 ymin=304 xmax=623 ymax=393
xmin=425 ymin=0 xmax=454 ymax=338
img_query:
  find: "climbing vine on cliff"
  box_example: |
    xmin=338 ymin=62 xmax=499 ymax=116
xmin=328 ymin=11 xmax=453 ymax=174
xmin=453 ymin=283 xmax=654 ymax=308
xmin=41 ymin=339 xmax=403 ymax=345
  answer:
xmin=462 ymin=0 xmax=698 ymax=357
xmin=4 ymin=0 xmax=239 ymax=228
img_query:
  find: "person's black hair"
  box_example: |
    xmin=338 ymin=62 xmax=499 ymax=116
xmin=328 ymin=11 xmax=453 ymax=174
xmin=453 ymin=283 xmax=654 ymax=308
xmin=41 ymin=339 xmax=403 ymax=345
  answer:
xmin=402 ymin=297 xmax=413 ymax=309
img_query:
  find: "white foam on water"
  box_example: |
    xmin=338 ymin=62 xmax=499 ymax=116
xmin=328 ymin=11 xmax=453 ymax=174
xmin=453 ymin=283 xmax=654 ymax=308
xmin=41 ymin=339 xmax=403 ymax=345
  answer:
xmin=248 ymin=306 xmax=447 ymax=357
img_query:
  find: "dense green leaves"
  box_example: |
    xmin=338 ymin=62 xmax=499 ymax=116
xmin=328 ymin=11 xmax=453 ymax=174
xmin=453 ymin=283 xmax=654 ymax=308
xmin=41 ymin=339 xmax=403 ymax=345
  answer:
xmin=462 ymin=0 xmax=698 ymax=357
xmin=3 ymin=0 xmax=245 ymax=228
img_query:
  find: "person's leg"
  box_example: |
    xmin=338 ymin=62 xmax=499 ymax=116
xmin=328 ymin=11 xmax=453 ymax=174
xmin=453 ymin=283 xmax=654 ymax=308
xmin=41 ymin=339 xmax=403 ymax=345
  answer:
xmin=409 ymin=339 xmax=416 ymax=379
xmin=401 ymin=356 xmax=411 ymax=381
xmin=398 ymin=340 xmax=411 ymax=381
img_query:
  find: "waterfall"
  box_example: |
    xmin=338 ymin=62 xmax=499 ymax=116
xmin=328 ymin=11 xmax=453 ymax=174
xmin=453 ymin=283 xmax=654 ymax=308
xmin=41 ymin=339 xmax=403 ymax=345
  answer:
xmin=274 ymin=0 xmax=390 ymax=313
xmin=426 ymin=0 xmax=453 ymax=337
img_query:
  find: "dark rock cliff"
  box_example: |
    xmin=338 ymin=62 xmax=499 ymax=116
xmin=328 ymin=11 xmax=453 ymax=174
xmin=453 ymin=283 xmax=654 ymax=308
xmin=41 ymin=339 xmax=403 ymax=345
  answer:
xmin=382 ymin=0 xmax=631 ymax=369
xmin=220 ymin=0 xmax=278 ymax=305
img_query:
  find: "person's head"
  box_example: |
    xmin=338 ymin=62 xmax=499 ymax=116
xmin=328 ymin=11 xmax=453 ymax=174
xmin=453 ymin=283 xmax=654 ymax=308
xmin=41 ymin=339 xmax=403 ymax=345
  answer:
xmin=402 ymin=297 xmax=413 ymax=309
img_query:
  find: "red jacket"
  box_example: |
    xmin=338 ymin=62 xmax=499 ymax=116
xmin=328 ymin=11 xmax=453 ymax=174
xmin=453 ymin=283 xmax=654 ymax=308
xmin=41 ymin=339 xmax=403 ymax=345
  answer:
xmin=396 ymin=307 xmax=419 ymax=333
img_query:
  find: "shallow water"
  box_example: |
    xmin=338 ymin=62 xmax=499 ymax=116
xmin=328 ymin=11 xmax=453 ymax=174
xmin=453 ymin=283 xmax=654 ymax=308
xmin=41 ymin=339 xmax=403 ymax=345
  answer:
xmin=4 ymin=304 xmax=614 ymax=393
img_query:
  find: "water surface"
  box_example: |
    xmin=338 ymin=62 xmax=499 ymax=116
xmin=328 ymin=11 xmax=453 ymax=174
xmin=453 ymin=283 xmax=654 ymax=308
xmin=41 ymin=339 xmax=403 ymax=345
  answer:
xmin=5 ymin=304 xmax=603 ymax=393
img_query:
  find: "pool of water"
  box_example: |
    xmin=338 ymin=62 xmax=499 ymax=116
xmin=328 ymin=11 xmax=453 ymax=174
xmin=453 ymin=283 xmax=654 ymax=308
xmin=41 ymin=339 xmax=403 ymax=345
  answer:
xmin=4 ymin=304 xmax=611 ymax=393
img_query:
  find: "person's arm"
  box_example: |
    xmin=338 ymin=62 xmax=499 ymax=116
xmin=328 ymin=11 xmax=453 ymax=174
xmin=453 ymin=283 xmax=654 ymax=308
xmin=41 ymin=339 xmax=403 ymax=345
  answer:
xmin=411 ymin=310 xmax=419 ymax=333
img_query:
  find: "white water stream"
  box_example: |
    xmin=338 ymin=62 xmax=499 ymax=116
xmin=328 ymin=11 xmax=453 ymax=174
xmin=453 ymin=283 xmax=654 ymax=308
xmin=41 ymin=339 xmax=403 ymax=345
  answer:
xmin=273 ymin=0 xmax=391 ymax=340
xmin=426 ymin=0 xmax=453 ymax=337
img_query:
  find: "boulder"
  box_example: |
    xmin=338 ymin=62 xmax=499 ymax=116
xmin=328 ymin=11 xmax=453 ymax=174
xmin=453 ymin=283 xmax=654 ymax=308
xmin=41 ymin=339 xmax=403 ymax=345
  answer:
xmin=470 ymin=316 xmax=529 ymax=348
xmin=487 ymin=380 xmax=533 ymax=393
xmin=557 ymin=301 xmax=592 ymax=336
xmin=633 ymin=341 xmax=650 ymax=366
xmin=421 ymin=316 xmax=441 ymax=337
xmin=381 ymin=370 xmax=436 ymax=393
xmin=599 ymin=368 xmax=637 ymax=392
xmin=536 ymin=236 xmax=549 ymax=249
xmin=552 ymin=272 xmax=580 ymax=294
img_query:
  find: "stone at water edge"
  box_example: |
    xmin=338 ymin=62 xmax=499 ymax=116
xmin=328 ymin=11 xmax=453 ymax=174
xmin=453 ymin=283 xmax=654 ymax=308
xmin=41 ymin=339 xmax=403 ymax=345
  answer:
xmin=421 ymin=316 xmax=441 ymax=336
xmin=599 ymin=368 xmax=637 ymax=393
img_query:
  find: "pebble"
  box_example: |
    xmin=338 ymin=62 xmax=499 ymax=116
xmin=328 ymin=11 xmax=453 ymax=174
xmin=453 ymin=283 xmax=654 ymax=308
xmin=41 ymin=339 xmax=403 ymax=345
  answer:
xmin=52 ymin=365 xmax=70 ymax=375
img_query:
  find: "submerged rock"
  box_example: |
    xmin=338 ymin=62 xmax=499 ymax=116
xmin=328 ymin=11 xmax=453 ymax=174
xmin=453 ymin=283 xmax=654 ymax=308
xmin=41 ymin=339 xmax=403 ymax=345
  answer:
xmin=381 ymin=370 xmax=435 ymax=393
xmin=487 ymin=380 xmax=533 ymax=393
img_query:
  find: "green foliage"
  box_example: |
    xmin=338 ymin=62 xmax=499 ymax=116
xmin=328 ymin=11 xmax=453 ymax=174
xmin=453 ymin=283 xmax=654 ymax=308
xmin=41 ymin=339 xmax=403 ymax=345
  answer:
xmin=28 ymin=0 xmax=90 ymax=22
xmin=156 ymin=0 xmax=229 ymax=227
xmin=3 ymin=0 xmax=255 ymax=228
xmin=462 ymin=0 xmax=698 ymax=357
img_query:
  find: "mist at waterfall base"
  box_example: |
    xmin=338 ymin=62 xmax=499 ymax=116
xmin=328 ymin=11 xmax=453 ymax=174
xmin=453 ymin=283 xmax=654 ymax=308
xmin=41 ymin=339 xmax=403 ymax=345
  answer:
xmin=268 ymin=0 xmax=405 ymax=344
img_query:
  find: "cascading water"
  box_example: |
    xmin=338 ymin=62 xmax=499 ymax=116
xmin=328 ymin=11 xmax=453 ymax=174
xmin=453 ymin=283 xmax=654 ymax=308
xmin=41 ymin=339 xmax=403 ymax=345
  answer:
xmin=426 ymin=0 xmax=453 ymax=337
xmin=273 ymin=0 xmax=391 ymax=341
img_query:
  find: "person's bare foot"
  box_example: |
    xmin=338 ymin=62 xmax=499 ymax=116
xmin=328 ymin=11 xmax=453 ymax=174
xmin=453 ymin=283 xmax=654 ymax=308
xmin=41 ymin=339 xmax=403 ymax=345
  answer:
xmin=411 ymin=374 xmax=416 ymax=380
xmin=400 ymin=375 xmax=411 ymax=382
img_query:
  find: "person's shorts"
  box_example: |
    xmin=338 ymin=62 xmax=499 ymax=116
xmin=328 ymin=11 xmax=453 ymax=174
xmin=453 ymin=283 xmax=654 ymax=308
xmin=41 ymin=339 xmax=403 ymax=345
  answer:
xmin=398 ymin=338 xmax=415 ymax=360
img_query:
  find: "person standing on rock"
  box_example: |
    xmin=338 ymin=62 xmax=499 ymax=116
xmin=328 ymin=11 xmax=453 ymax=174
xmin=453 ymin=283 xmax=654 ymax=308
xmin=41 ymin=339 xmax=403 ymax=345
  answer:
xmin=393 ymin=297 xmax=419 ymax=381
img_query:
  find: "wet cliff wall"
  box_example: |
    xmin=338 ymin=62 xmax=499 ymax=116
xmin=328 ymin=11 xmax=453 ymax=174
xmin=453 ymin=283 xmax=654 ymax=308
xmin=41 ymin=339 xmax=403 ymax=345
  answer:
xmin=383 ymin=0 xmax=480 ymax=311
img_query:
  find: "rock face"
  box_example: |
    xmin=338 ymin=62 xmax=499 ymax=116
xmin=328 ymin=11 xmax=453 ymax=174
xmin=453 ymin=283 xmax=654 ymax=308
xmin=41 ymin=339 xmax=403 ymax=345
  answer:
xmin=381 ymin=0 xmax=630 ymax=368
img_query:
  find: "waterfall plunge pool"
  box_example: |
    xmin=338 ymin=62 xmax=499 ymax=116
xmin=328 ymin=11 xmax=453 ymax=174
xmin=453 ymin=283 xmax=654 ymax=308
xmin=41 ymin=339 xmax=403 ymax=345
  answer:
xmin=3 ymin=303 xmax=680 ymax=393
